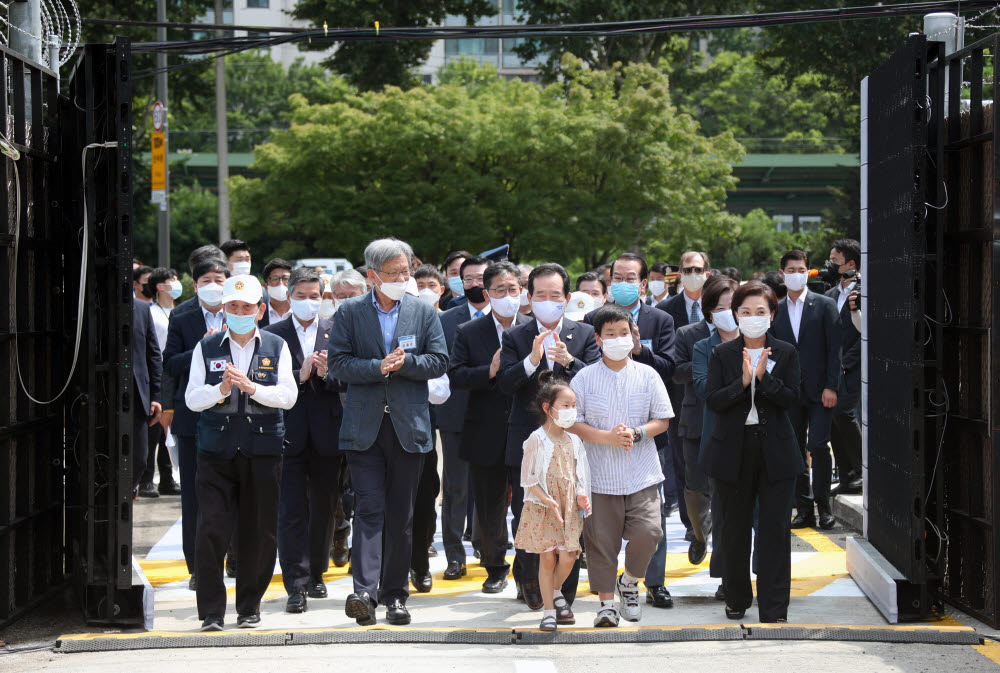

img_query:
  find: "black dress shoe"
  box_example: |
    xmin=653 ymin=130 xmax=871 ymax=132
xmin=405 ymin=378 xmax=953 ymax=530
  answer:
xmin=482 ymin=575 xmax=508 ymax=593
xmin=725 ymin=605 xmax=745 ymax=620
xmin=790 ymin=512 xmax=816 ymax=528
xmin=580 ymin=551 xmax=587 ymax=569
xmin=688 ymin=539 xmax=707 ymax=565
xmin=410 ymin=568 xmax=433 ymax=593
xmin=664 ymin=502 xmax=678 ymax=517
xmin=522 ymin=580 xmax=544 ymax=610
xmin=818 ymin=512 xmax=836 ymax=530
xmin=307 ymin=580 xmax=328 ymax=599
xmin=715 ymin=584 xmax=726 ymax=601
xmin=428 ymin=545 xmax=438 ymax=558
xmin=345 ymin=592 xmax=377 ymax=626
xmin=138 ymin=482 xmax=159 ymax=498
xmin=200 ymin=615 xmax=223 ymax=631
xmin=331 ymin=541 xmax=350 ymax=567
xmin=188 ymin=575 xmax=197 ymax=591
xmin=463 ymin=529 xmax=473 ymax=542
xmin=515 ymin=580 xmax=524 ymax=601
xmin=386 ymin=599 xmax=411 ymax=625
xmin=158 ymin=479 xmax=182 ymax=496
xmin=645 ymin=585 xmax=674 ymax=608
xmin=225 ymin=557 xmax=237 ymax=578
xmin=237 ymin=613 xmax=261 ymax=628
xmin=443 ymin=560 xmax=467 ymax=580
xmin=286 ymin=592 xmax=308 ymax=613
xmin=684 ymin=528 xmax=696 ymax=542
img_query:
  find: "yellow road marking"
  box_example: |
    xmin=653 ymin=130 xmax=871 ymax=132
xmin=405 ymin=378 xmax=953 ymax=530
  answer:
xmin=791 ymin=527 xmax=843 ymax=553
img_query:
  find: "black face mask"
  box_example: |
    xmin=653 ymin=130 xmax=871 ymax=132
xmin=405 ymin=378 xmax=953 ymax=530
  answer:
xmin=464 ymin=285 xmax=486 ymax=304
xmin=819 ymin=259 xmax=842 ymax=284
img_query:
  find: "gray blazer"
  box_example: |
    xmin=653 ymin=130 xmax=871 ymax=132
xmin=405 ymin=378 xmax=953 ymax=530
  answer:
xmin=673 ymin=319 xmax=711 ymax=440
xmin=327 ymin=291 xmax=449 ymax=454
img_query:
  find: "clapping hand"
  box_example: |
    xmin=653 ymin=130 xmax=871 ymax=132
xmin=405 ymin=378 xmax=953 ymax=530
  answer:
xmin=546 ymin=332 xmax=573 ymax=367
xmin=755 ymin=347 xmax=772 ymax=380
xmin=489 ymin=347 xmax=502 ymax=379
xmin=530 ymin=330 xmax=553 ymax=366
xmin=742 ymin=348 xmax=753 ymax=388
xmin=223 ymin=363 xmax=256 ymax=395
xmin=630 ymin=322 xmax=642 ymax=356
xmin=381 ymin=347 xmax=406 ymax=375
xmin=612 ymin=422 xmax=634 ymax=451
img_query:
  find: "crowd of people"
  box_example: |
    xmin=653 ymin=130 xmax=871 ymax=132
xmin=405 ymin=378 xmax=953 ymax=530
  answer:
xmin=128 ymin=235 xmax=863 ymax=633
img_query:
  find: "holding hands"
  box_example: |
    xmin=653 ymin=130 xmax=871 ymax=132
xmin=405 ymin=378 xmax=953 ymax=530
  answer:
xmin=381 ymin=347 xmax=406 ymax=375
xmin=576 ymin=494 xmax=591 ymax=516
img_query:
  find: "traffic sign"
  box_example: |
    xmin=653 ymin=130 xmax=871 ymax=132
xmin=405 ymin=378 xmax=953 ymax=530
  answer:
xmin=151 ymin=131 xmax=166 ymax=200
xmin=152 ymin=101 xmax=166 ymax=132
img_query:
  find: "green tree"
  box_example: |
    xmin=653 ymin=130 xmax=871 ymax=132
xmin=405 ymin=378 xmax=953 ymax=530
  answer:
xmin=292 ymin=0 xmax=496 ymax=90
xmin=134 ymin=183 xmax=218 ymax=271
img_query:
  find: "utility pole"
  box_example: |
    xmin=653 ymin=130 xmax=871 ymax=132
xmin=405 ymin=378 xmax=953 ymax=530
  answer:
xmin=215 ymin=0 xmax=231 ymax=243
xmin=156 ymin=0 xmax=170 ymax=267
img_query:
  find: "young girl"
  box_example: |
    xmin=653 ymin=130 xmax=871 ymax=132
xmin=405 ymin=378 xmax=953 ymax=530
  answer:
xmin=515 ymin=370 xmax=592 ymax=632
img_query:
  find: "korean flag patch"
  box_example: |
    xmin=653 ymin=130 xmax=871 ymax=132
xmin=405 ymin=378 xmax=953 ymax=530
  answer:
xmin=209 ymin=359 xmax=227 ymax=372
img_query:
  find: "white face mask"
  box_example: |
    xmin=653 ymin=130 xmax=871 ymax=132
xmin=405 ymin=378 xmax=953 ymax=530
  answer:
xmin=167 ymin=279 xmax=184 ymax=299
xmin=738 ymin=315 xmax=771 ymax=339
xmin=550 ymin=407 xmax=578 ymax=429
xmin=418 ymin=288 xmax=440 ymax=306
xmin=290 ymin=298 xmax=321 ymax=322
xmin=648 ymin=280 xmax=667 ymax=297
xmin=712 ymin=308 xmax=738 ymax=333
xmin=319 ymin=298 xmax=336 ymax=319
xmin=490 ymin=294 xmax=520 ymax=318
xmin=405 ymin=277 xmax=420 ymax=297
xmin=601 ymin=335 xmax=633 ymax=361
xmin=268 ymin=284 xmax=288 ymax=302
xmin=519 ymin=287 xmax=531 ymax=307
xmin=681 ymin=273 xmax=707 ymax=293
xmin=531 ymin=299 xmax=565 ymax=324
xmin=375 ymin=272 xmax=408 ymax=301
xmin=197 ymin=282 xmax=224 ymax=306
xmin=231 ymin=261 xmax=251 ymax=277
xmin=783 ymin=272 xmax=808 ymax=292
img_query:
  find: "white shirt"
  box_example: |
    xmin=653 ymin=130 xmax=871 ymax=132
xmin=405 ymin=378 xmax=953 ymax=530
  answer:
xmin=202 ymin=305 xmax=224 ymax=333
xmin=150 ymin=303 xmax=171 ymax=352
xmin=268 ymin=303 xmax=292 ymax=325
xmin=837 ymin=281 xmax=857 ymax=313
xmin=294 ymin=317 xmax=319 ymax=359
xmin=746 ymin=348 xmax=765 ymax=425
xmin=786 ymin=288 xmax=808 ymax=342
xmin=571 ymin=358 xmax=674 ymax=495
xmin=468 ymin=302 xmax=491 ymax=321
xmin=184 ymin=328 xmax=298 ymax=413
xmin=523 ymin=318 xmax=564 ymax=376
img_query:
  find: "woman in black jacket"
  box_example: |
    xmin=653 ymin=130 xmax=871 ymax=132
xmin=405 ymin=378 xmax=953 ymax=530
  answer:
xmin=702 ymin=281 xmax=803 ymax=623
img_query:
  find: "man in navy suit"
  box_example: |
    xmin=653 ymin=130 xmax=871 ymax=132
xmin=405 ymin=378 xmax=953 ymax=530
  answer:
xmin=131 ymin=298 xmax=163 ymax=492
xmin=435 ymin=254 xmax=492 ymax=582
xmin=498 ymin=263 xmax=601 ymax=608
xmin=770 ymin=250 xmax=842 ymax=530
xmin=450 ymin=261 xmax=532 ymax=593
xmin=162 ymin=258 xmax=229 ymax=586
xmin=262 ymin=268 xmax=344 ymax=614
xmin=327 ymin=238 xmax=449 ymax=627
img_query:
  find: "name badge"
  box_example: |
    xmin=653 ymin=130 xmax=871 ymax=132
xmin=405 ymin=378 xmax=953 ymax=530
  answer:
xmin=398 ymin=335 xmax=417 ymax=351
xmin=209 ymin=359 xmax=228 ymax=372
xmin=640 ymin=339 xmax=652 ymax=350
xmin=766 ymin=358 xmax=777 ymax=374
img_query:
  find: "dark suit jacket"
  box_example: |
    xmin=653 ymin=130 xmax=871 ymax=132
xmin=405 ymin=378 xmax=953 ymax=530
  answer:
xmin=673 ymin=320 xmax=711 ymax=440
xmin=655 ymin=291 xmax=696 ymax=446
xmin=162 ymin=306 xmax=214 ymax=436
xmin=327 ymin=291 xmax=448 ymax=454
xmin=701 ymin=335 xmax=805 ymax=483
xmin=582 ymin=301 xmax=676 ymax=383
xmin=449 ymin=312 xmax=532 ymax=466
xmin=262 ymin=316 xmax=343 ymax=456
xmin=825 ymin=285 xmax=860 ymax=372
xmin=132 ymin=299 xmax=162 ymax=417
xmin=692 ymin=330 xmax=723 ymax=458
xmin=770 ymin=290 xmax=842 ymax=404
xmin=172 ymin=295 xmax=200 ymax=316
xmin=435 ymin=302 xmax=484 ymax=433
xmin=497 ymin=318 xmax=601 ymax=466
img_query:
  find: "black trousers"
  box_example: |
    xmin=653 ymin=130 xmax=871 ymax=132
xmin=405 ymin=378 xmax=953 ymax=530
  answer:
xmin=716 ymin=428 xmax=795 ymax=622
xmin=346 ymin=414 xmax=424 ymax=606
xmin=140 ymin=421 xmax=174 ymax=485
xmin=470 ymin=462 xmax=509 ymax=577
xmin=131 ymin=411 xmax=149 ymax=491
xmin=410 ymin=448 xmax=440 ymax=574
xmin=509 ymin=465 xmax=580 ymax=604
xmin=195 ymin=452 xmax=281 ymax=620
xmin=831 ymin=367 xmax=862 ymax=478
xmin=176 ymin=434 xmax=199 ymax=574
xmin=277 ymin=448 xmax=344 ymax=594
xmin=789 ymin=401 xmax=834 ymax=514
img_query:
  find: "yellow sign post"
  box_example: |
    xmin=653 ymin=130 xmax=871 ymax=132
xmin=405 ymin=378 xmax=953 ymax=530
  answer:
xmin=151 ymin=131 xmax=166 ymax=200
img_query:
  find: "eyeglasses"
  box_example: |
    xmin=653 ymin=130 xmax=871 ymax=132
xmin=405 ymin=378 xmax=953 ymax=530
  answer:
xmin=267 ymin=275 xmax=291 ymax=285
xmin=378 ymin=269 xmax=410 ymax=282
xmin=682 ymin=267 xmax=705 ymax=275
xmin=611 ymin=274 xmax=641 ymax=284
xmin=488 ymin=286 xmax=520 ymax=298
xmin=462 ymin=274 xmax=485 ymax=285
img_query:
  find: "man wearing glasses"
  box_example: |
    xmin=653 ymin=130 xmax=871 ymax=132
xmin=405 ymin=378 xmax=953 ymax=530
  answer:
xmin=327 ymin=238 xmax=449 ymax=627
xmin=262 ymin=258 xmax=294 ymax=328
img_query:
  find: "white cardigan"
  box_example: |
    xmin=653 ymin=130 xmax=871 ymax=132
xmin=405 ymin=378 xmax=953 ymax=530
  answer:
xmin=520 ymin=426 xmax=592 ymax=511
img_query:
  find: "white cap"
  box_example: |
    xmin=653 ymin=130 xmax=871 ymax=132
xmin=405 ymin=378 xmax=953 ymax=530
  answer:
xmin=564 ymin=291 xmax=595 ymax=321
xmin=221 ymin=274 xmax=263 ymax=304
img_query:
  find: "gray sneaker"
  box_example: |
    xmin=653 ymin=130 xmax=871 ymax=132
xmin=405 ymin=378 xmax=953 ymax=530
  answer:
xmin=594 ymin=604 xmax=619 ymax=627
xmin=615 ymin=573 xmax=642 ymax=622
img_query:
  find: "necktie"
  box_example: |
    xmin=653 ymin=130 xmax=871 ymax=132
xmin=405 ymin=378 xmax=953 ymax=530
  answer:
xmin=474 ymin=310 xmax=483 ymax=319
xmin=690 ymin=300 xmax=702 ymax=324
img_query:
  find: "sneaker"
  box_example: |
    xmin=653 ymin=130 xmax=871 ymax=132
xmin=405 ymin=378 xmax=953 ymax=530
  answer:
xmin=594 ymin=604 xmax=619 ymax=627
xmin=200 ymin=616 xmax=224 ymax=631
xmin=615 ymin=573 xmax=641 ymax=622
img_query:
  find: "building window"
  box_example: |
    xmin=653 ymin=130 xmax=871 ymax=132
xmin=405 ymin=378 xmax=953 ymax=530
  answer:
xmin=247 ymin=0 xmax=269 ymax=8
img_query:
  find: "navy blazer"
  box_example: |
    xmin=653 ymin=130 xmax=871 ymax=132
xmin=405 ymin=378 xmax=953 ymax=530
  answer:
xmin=770 ymin=290 xmax=842 ymax=404
xmin=262 ymin=316 xmax=343 ymax=456
xmin=701 ymin=334 xmax=805 ymax=483
xmin=692 ymin=330 xmax=723 ymax=459
xmin=327 ymin=291 xmax=448 ymax=454
xmin=162 ymin=306 xmax=215 ymax=436
xmin=132 ymin=299 xmax=162 ymax=417
xmin=582 ymin=301 xmax=676 ymax=384
xmin=449 ymin=312 xmax=532 ymax=466
xmin=656 ymin=291 xmax=695 ymax=443
xmin=435 ymin=302 xmax=482 ymax=433
xmin=497 ymin=318 xmax=601 ymax=466
xmin=825 ymin=285 xmax=860 ymax=372
xmin=673 ymin=319 xmax=711 ymax=440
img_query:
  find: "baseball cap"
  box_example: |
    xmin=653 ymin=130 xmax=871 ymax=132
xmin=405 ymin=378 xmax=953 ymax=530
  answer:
xmin=564 ymin=291 xmax=595 ymax=321
xmin=221 ymin=274 xmax=263 ymax=304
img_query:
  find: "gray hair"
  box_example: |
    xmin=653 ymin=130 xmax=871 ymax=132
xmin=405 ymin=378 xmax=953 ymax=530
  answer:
xmin=364 ymin=238 xmax=414 ymax=272
xmin=518 ymin=264 xmax=534 ymax=276
xmin=288 ymin=267 xmax=322 ymax=296
xmin=331 ymin=268 xmax=367 ymax=294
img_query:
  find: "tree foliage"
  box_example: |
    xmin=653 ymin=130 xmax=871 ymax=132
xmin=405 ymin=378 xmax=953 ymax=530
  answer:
xmin=230 ymin=55 xmax=742 ymax=268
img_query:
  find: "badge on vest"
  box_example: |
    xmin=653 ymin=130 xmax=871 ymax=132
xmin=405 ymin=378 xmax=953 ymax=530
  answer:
xmin=209 ymin=359 xmax=228 ymax=372
xmin=254 ymin=355 xmax=276 ymax=371
xmin=398 ymin=335 xmax=417 ymax=351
